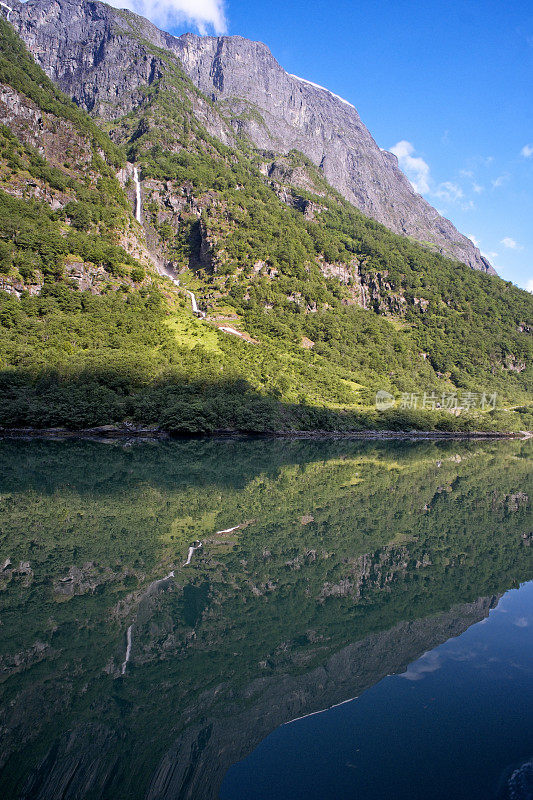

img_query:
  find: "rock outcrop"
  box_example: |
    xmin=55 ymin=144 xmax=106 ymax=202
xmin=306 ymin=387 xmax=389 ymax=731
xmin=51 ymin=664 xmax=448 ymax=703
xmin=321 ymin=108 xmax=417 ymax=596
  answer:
xmin=9 ymin=0 xmax=495 ymax=273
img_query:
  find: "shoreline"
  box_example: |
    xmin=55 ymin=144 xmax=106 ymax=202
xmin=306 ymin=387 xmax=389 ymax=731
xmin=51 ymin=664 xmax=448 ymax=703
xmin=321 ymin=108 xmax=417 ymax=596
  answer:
xmin=0 ymin=425 xmax=530 ymax=442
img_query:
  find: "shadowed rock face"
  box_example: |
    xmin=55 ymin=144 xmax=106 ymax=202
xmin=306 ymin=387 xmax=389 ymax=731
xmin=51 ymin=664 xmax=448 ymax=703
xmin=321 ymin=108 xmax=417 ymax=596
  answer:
xmin=9 ymin=0 xmax=495 ymax=274
xmin=18 ymin=596 xmax=498 ymax=800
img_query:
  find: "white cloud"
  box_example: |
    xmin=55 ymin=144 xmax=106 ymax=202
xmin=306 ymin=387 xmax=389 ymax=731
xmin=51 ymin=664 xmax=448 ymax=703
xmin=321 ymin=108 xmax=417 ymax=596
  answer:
xmin=521 ymin=144 xmax=533 ymax=158
xmin=526 ymin=279 xmax=533 ymax=293
xmin=434 ymin=181 xmax=463 ymax=203
xmin=501 ymin=237 xmax=523 ymax=250
xmin=492 ymin=173 xmax=509 ymax=189
xmin=106 ymin=0 xmax=228 ymax=34
xmin=390 ymin=140 xmax=431 ymax=194
xmin=389 ymin=142 xmax=479 ymax=209
xmin=460 ymin=170 xmax=484 ymax=194
xmin=434 ymin=181 xmax=474 ymax=211
xmin=400 ymin=651 xmax=441 ymax=681
xmin=470 ymin=235 xmax=498 ymax=261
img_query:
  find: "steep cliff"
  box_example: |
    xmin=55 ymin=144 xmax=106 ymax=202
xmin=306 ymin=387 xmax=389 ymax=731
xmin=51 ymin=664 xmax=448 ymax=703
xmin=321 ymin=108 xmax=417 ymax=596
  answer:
xmin=9 ymin=0 xmax=493 ymax=273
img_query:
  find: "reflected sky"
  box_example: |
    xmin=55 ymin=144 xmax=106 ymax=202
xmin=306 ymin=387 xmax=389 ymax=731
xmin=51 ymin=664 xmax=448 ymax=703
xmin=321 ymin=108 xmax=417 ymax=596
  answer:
xmin=0 ymin=438 xmax=531 ymax=800
xmin=221 ymin=581 xmax=533 ymax=800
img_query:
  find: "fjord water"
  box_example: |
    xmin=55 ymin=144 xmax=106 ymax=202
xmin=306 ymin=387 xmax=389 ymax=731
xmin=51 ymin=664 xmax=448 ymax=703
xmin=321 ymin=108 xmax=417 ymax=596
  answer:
xmin=0 ymin=438 xmax=531 ymax=800
xmin=221 ymin=581 xmax=533 ymax=800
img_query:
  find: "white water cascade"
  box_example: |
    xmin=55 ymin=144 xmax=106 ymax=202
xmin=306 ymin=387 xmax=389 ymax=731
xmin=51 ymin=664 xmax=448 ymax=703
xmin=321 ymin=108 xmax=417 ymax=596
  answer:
xmin=162 ymin=269 xmax=204 ymax=318
xmin=130 ymin=166 xmax=203 ymax=318
xmin=119 ymin=569 xmax=176 ymax=676
xmin=121 ymin=624 xmax=133 ymax=675
xmin=133 ymin=166 xmax=142 ymax=223
xmin=186 ymin=289 xmax=205 ymax=318
xmin=166 ymin=272 xmax=180 ymax=288
xmin=183 ymin=542 xmax=203 ymax=566
xmin=0 ymin=3 xmax=12 ymax=21
xmin=187 ymin=289 xmax=199 ymax=313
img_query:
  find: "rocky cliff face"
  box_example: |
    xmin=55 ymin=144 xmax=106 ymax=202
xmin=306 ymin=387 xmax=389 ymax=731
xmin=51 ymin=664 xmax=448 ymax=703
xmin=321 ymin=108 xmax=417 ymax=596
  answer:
xmin=9 ymin=0 xmax=494 ymax=274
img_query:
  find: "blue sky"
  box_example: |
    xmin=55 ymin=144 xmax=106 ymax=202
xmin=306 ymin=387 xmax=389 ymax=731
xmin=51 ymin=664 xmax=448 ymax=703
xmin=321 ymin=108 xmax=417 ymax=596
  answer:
xmin=110 ymin=0 xmax=532 ymax=290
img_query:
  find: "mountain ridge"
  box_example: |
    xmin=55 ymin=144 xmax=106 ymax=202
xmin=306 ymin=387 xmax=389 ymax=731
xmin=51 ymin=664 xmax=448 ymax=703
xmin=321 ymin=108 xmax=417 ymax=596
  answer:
xmin=0 ymin=11 xmax=531 ymax=434
xmin=9 ymin=0 xmax=494 ymax=273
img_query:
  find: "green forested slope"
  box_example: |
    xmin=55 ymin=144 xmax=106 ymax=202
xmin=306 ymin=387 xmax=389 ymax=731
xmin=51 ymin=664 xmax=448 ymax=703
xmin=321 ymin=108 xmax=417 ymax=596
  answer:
xmin=0 ymin=18 xmax=531 ymax=432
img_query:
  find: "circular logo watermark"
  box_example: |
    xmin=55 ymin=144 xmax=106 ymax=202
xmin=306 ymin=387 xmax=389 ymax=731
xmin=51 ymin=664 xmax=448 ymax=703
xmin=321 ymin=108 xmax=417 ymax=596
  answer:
xmin=375 ymin=390 xmax=396 ymax=410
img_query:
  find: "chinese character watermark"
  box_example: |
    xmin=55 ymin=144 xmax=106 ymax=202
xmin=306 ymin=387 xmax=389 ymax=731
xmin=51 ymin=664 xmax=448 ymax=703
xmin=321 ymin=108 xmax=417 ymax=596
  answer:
xmin=375 ymin=389 xmax=498 ymax=411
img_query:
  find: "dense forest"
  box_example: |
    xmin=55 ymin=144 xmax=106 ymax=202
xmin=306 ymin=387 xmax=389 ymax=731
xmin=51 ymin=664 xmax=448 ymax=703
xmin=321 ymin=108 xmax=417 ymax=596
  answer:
xmin=0 ymin=17 xmax=531 ymax=433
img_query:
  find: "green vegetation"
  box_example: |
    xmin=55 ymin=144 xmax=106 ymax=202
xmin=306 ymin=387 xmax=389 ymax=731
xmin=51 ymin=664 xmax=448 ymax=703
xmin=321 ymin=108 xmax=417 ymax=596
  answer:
xmin=0 ymin=438 xmax=531 ymax=796
xmin=0 ymin=20 xmax=531 ymax=433
xmin=2 ymin=285 xmax=530 ymax=432
xmin=0 ymin=17 xmax=123 ymax=166
xmin=0 ymin=190 xmax=137 ymax=281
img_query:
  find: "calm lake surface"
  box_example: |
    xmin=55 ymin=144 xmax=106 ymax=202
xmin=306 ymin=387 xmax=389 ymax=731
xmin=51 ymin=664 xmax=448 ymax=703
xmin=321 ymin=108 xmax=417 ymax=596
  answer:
xmin=0 ymin=438 xmax=531 ymax=800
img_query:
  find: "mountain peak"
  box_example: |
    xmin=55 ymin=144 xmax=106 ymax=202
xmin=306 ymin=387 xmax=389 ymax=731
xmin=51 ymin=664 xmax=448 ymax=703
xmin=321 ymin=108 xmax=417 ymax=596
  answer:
xmin=10 ymin=0 xmax=493 ymax=273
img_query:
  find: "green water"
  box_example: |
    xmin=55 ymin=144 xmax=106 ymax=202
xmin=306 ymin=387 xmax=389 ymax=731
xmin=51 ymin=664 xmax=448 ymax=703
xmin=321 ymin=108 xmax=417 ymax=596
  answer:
xmin=0 ymin=438 xmax=531 ymax=799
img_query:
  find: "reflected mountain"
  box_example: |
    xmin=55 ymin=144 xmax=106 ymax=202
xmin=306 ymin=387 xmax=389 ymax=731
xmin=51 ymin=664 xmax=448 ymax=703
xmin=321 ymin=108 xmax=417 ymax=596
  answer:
xmin=0 ymin=438 xmax=531 ymax=799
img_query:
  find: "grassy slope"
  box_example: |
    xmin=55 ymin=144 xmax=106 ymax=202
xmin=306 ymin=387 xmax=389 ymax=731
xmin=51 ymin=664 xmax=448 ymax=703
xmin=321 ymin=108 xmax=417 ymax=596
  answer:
xmin=0 ymin=18 xmax=531 ymax=432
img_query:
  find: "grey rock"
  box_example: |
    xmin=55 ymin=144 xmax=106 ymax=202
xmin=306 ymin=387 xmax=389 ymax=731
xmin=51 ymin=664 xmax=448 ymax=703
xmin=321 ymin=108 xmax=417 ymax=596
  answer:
xmin=10 ymin=0 xmax=494 ymax=273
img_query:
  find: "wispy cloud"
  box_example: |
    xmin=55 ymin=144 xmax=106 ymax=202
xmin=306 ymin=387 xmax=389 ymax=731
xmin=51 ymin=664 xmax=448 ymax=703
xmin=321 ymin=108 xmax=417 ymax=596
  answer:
xmin=390 ymin=141 xmax=476 ymax=210
xmin=434 ymin=181 xmax=463 ymax=203
xmin=521 ymin=144 xmax=533 ymax=158
xmin=492 ymin=173 xmax=510 ymax=189
xmin=400 ymin=651 xmax=441 ymax=681
xmin=390 ymin=140 xmax=431 ymax=194
xmin=467 ymin=235 xmax=498 ymax=261
xmin=106 ymin=0 xmax=228 ymax=34
xmin=501 ymin=237 xmax=523 ymax=250
xmin=526 ymin=279 xmax=533 ymax=293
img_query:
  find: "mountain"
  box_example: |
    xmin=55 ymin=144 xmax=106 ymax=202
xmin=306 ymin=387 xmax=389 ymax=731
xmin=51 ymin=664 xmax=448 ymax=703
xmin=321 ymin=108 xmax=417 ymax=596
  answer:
xmin=9 ymin=0 xmax=493 ymax=273
xmin=0 ymin=9 xmax=531 ymax=434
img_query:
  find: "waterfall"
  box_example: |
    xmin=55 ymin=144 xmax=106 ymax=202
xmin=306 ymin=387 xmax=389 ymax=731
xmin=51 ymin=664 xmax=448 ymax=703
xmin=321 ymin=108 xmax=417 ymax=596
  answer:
xmin=183 ymin=542 xmax=203 ymax=567
xmin=121 ymin=624 xmax=133 ymax=675
xmin=133 ymin=166 xmax=142 ymax=223
xmin=186 ymin=289 xmax=206 ymax=317
xmin=0 ymin=3 xmax=12 ymax=21
xmin=215 ymin=525 xmax=241 ymax=534
xmin=186 ymin=289 xmax=199 ymax=314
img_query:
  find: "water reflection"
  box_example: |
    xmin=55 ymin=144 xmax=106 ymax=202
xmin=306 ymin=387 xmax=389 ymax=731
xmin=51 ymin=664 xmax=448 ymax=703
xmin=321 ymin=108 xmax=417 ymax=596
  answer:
xmin=0 ymin=438 xmax=531 ymax=799
xmin=221 ymin=581 xmax=533 ymax=800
